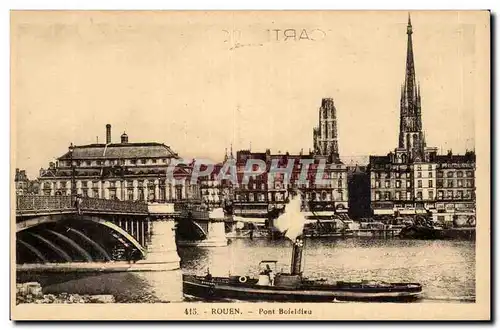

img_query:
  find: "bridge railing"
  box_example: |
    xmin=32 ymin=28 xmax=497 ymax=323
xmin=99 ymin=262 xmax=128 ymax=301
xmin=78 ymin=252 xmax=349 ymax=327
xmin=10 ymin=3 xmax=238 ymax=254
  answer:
xmin=80 ymin=197 xmax=149 ymax=214
xmin=16 ymin=195 xmax=149 ymax=215
xmin=16 ymin=195 xmax=73 ymax=213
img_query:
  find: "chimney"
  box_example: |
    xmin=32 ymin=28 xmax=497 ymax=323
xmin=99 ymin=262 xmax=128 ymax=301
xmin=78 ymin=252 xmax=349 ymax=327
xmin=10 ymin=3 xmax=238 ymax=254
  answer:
xmin=106 ymin=124 xmax=111 ymax=144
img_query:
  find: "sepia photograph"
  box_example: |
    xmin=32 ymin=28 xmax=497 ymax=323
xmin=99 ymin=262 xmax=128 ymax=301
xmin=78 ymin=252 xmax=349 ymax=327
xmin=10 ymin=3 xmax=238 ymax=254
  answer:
xmin=10 ymin=10 xmax=490 ymax=320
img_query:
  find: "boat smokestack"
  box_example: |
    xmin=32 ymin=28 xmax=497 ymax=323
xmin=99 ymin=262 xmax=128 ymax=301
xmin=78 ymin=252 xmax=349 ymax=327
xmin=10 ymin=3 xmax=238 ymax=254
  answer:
xmin=290 ymin=236 xmax=304 ymax=275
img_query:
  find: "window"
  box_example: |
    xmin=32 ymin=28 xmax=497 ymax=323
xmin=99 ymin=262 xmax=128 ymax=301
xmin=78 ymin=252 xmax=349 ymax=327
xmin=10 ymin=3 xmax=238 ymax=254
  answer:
xmin=447 ymin=172 xmax=453 ymax=178
xmin=109 ymin=189 xmax=116 ymax=199
xmin=465 ymin=190 xmax=473 ymax=199
xmin=447 ymin=180 xmax=454 ymax=188
xmin=437 ymin=171 xmax=444 ymax=178
xmin=457 ymin=171 xmax=464 ymax=178
xmin=127 ymin=189 xmax=134 ymax=201
xmin=417 ymin=180 xmax=422 ymax=188
xmin=152 ymin=159 xmax=157 ymax=164
xmin=130 ymin=159 xmax=137 ymax=165
xmin=416 ymin=191 xmax=422 ymax=200
xmin=109 ymin=181 xmax=115 ymax=188
xmin=141 ymin=159 xmax=147 ymax=164
xmin=395 ymin=191 xmax=401 ymax=200
xmin=429 ymin=190 xmax=434 ymax=200
xmin=406 ymin=180 xmax=411 ymax=188
xmin=396 ymin=180 xmax=401 ymax=188
xmin=86 ymin=161 xmax=91 ymax=166
xmin=428 ymin=172 xmax=433 ymax=178
xmin=417 ymin=172 xmax=422 ymax=178
xmin=417 ymin=165 xmax=422 ymax=170
xmin=447 ymin=190 xmax=453 ymax=199
xmin=406 ymin=192 xmax=411 ymax=200
xmin=375 ymin=180 xmax=381 ymax=188
xmin=375 ymin=192 xmax=380 ymax=201
xmin=466 ymin=179 xmax=474 ymax=188
xmin=466 ymin=171 xmax=473 ymax=177
xmin=428 ymin=180 xmax=433 ymax=188
xmin=148 ymin=185 xmax=155 ymax=201
xmin=385 ymin=180 xmax=390 ymax=188
xmin=81 ymin=181 xmax=88 ymax=188
xmin=396 ymin=172 xmax=401 ymax=178
xmin=456 ymin=190 xmax=463 ymax=199
xmin=438 ymin=191 xmax=444 ymax=200
xmin=376 ymin=172 xmax=381 ymax=179
xmin=97 ymin=160 xmax=102 ymax=166
xmin=384 ymin=192 xmax=391 ymax=200
xmin=457 ymin=179 xmax=463 ymax=187
xmin=437 ymin=179 xmax=443 ymax=188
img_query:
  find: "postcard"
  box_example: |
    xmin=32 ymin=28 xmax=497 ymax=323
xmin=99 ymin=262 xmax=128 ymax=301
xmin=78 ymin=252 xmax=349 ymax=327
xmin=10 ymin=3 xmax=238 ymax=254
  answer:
xmin=11 ymin=10 xmax=490 ymax=321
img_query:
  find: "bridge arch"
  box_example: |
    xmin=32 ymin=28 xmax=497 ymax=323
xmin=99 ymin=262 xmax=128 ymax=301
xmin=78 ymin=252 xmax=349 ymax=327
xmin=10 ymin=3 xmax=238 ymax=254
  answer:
xmin=176 ymin=218 xmax=207 ymax=241
xmin=17 ymin=214 xmax=146 ymax=261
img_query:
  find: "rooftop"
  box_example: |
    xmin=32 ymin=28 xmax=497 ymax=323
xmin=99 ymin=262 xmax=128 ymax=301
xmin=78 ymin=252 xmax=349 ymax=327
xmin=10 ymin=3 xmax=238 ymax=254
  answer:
xmin=58 ymin=143 xmax=179 ymax=160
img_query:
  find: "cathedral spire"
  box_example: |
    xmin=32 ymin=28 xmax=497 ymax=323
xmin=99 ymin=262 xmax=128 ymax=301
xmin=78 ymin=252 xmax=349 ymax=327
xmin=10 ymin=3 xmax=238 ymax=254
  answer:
xmin=405 ymin=13 xmax=416 ymax=108
xmin=398 ymin=14 xmax=425 ymax=161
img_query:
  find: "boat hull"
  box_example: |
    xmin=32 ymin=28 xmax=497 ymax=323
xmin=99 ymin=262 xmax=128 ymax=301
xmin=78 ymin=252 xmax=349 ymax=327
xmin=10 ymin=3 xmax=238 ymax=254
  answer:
xmin=183 ymin=275 xmax=422 ymax=302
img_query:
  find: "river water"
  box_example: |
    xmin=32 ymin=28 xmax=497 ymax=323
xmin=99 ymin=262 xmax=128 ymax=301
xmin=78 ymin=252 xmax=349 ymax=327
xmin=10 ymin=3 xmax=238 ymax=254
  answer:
xmin=20 ymin=237 xmax=476 ymax=303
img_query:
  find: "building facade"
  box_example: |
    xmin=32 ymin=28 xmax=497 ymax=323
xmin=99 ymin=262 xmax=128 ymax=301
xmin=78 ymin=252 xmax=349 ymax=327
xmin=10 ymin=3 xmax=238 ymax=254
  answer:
xmin=231 ymin=149 xmax=348 ymax=220
xmin=368 ymin=17 xmax=476 ymax=225
xmin=38 ymin=124 xmax=199 ymax=203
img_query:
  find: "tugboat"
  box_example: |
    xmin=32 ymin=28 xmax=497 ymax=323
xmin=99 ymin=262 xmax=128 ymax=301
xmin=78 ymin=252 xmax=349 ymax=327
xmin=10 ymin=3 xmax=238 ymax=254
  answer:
xmin=183 ymin=195 xmax=423 ymax=302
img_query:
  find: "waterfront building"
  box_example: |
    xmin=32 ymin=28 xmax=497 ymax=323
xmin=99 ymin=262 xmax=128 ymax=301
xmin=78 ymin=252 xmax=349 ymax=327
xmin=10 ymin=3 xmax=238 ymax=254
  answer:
xmin=199 ymin=156 xmax=234 ymax=211
xmin=346 ymin=164 xmax=371 ymax=220
xmin=231 ymin=149 xmax=348 ymax=220
xmin=38 ymin=124 xmax=198 ymax=203
xmin=368 ymin=16 xmax=476 ymax=225
xmin=15 ymin=169 xmax=31 ymax=195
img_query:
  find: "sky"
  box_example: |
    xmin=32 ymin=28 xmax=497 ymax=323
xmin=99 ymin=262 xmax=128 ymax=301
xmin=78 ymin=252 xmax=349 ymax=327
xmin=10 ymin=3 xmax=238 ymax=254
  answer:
xmin=11 ymin=11 xmax=482 ymax=178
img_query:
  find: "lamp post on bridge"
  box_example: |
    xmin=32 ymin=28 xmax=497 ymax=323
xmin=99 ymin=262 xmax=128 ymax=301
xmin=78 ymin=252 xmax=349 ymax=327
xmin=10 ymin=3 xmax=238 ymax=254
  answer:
xmin=69 ymin=143 xmax=76 ymax=199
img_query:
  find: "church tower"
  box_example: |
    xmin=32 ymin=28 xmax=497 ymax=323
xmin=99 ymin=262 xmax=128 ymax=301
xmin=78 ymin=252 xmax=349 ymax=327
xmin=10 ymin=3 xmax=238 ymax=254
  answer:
xmin=313 ymin=98 xmax=340 ymax=162
xmin=398 ymin=15 xmax=426 ymax=162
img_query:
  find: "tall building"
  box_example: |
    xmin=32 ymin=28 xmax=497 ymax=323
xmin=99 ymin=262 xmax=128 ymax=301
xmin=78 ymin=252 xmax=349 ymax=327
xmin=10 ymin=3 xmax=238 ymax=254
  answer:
xmin=368 ymin=16 xmax=476 ymax=226
xmin=38 ymin=124 xmax=199 ymax=202
xmin=313 ymin=98 xmax=340 ymax=162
